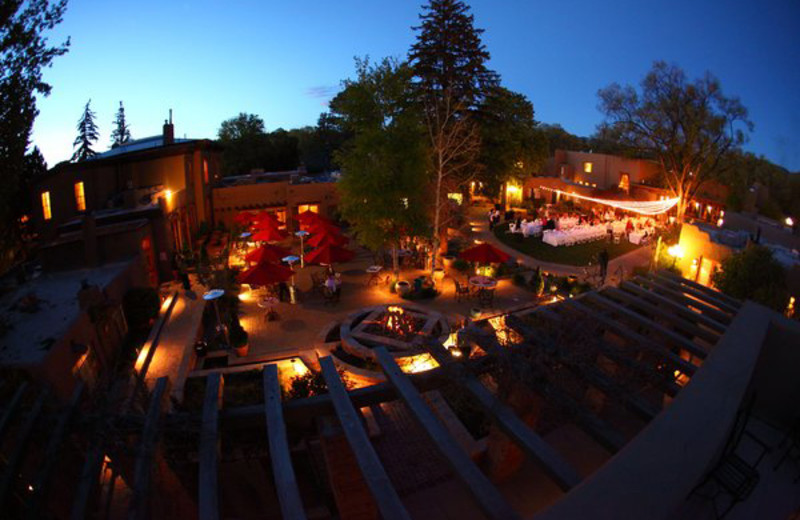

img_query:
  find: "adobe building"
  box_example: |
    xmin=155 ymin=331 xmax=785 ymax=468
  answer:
xmin=212 ymin=169 xmax=340 ymax=230
xmin=520 ymin=149 xmax=728 ymax=222
xmin=31 ymin=115 xmax=223 ymax=254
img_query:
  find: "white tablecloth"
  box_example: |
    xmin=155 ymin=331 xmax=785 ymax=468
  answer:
xmin=543 ymin=225 xmax=607 ymax=246
xmin=629 ymin=231 xmax=645 ymax=245
xmin=522 ymin=222 xmax=542 ymax=237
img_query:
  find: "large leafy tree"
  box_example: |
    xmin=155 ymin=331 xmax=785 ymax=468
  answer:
xmin=711 ymin=245 xmax=788 ymax=311
xmin=72 ymin=99 xmax=99 ymax=161
xmin=0 ymin=0 xmax=69 ymax=269
xmin=110 ymin=100 xmax=132 ymax=147
xmin=477 ymin=86 xmax=548 ymax=198
xmin=409 ymin=0 xmax=498 ymax=272
xmin=598 ymin=61 xmax=752 ymax=221
xmin=217 ymin=113 xmax=300 ymax=175
xmin=331 ymin=58 xmax=429 ymax=277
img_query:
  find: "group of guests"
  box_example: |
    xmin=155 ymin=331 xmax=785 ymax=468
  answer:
xmin=488 ymin=208 xmax=503 ymax=230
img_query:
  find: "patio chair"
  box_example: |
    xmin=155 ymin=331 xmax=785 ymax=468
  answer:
xmin=454 ymin=280 xmax=471 ymax=302
xmin=692 ymin=393 xmax=771 ymax=518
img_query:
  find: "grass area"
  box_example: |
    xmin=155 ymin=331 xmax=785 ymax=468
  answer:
xmin=493 ymin=226 xmax=642 ymax=266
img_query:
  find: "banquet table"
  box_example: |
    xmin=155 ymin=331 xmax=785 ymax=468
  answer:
xmin=543 ymin=225 xmax=607 ymax=246
xmin=629 ymin=231 xmax=645 ymax=245
xmin=522 ymin=222 xmax=542 ymax=237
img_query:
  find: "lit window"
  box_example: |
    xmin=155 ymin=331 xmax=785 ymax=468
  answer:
xmin=584 ymin=162 xmax=593 ymax=173
xmin=297 ymin=204 xmax=319 ymax=215
xmin=41 ymin=192 xmax=52 ymax=220
xmin=74 ymin=182 xmax=86 ymax=211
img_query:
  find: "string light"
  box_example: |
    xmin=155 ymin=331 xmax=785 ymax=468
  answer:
xmin=539 ymin=186 xmax=680 ymax=215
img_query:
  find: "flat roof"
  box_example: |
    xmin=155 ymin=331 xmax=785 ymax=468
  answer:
xmin=0 ymin=262 xmax=131 ymax=366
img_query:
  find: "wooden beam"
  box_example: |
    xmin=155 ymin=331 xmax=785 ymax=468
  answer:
xmin=603 ymin=286 xmax=720 ymax=345
xmin=263 ymin=365 xmax=308 ymax=520
xmin=26 ymin=383 xmax=85 ymax=519
xmin=532 ymin=308 xmax=681 ymax=397
xmin=505 ymin=315 xmax=660 ymax=422
xmin=633 ymin=276 xmax=732 ymax=326
xmin=198 ymin=373 xmax=222 ymax=520
xmin=0 ymin=387 xmax=50 ymax=508
xmin=651 ymin=273 xmax=739 ymax=315
xmin=128 ymin=376 xmax=168 ymax=520
xmin=319 ymin=357 xmax=409 ymax=520
xmin=659 ymin=270 xmax=741 ymax=308
xmin=583 ymin=292 xmax=708 ymax=360
xmin=620 ymin=281 xmax=727 ymax=334
xmin=424 ymin=341 xmax=582 ymax=491
xmin=563 ymin=299 xmax=697 ymax=377
xmin=0 ymin=382 xmax=29 ymax=441
xmin=70 ymin=444 xmax=105 ymax=520
xmin=374 ymin=347 xmax=522 ymax=520
xmin=464 ymin=329 xmax=626 ymax=454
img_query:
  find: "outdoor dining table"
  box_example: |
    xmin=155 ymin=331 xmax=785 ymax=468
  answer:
xmin=469 ymin=275 xmax=497 ymax=289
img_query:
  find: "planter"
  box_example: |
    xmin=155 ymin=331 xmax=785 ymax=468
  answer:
xmin=234 ymin=343 xmax=250 ymax=357
xmin=433 ymin=267 xmax=445 ymax=282
xmin=396 ymin=281 xmax=411 ymax=296
xmin=469 ymin=307 xmax=482 ymax=319
xmin=442 ymin=255 xmax=455 ymax=270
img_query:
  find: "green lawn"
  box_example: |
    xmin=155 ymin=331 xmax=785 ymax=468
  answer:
xmin=493 ymin=226 xmax=642 ymax=266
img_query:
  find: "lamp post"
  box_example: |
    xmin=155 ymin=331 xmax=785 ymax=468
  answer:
xmin=282 ymin=255 xmax=300 ymax=304
xmin=295 ymin=230 xmax=309 ymax=268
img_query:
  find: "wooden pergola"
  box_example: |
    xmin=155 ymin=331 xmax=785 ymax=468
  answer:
xmin=0 ymin=271 xmax=742 ymax=519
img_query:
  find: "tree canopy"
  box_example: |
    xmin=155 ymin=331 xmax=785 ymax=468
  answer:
xmin=711 ymin=245 xmax=788 ymax=312
xmin=72 ymin=99 xmax=99 ymax=161
xmin=598 ymin=61 xmax=752 ymax=220
xmin=476 ymin=86 xmax=548 ymax=196
xmin=331 ymin=58 xmax=429 ymax=274
xmin=216 ymin=113 xmax=300 ymax=176
xmin=0 ymin=0 xmax=68 ymax=270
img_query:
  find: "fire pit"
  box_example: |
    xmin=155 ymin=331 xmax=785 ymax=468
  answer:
xmin=339 ymin=304 xmax=450 ymax=361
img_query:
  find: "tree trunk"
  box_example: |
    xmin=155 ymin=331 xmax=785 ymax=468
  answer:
xmin=391 ymin=245 xmax=399 ymax=281
xmin=430 ymin=160 xmax=444 ymax=277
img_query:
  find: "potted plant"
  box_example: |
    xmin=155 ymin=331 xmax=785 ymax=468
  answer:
xmin=396 ymin=280 xmax=411 ymax=296
xmin=442 ymin=255 xmax=455 ymax=270
xmin=229 ymin=318 xmax=249 ymax=357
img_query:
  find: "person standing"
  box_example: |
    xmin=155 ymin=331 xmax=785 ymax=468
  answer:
xmin=599 ymin=248 xmax=610 ymax=285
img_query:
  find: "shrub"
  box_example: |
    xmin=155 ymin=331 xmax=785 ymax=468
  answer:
xmin=123 ymin=287 xmax=160 ymax=333
xmin=453 ymin=258 xmax=470 ymax=272
xmin=228 ymin=316 xmax=248 ymax=348
xmin=711 ymin=245 xmax=788 ymax=311
xmin=529 ymin=268 xmax=544 ymax=295
xmin=512 ymin=272 xmax=527 ymax=287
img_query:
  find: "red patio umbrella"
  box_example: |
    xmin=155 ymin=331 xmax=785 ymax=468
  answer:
xmin=244 ymin=244 xmax=292 ymax=264
xmin=251 ymin=226 xmax=289 ymax=242
xmin=237 ymin=259 xmax=293 ymax=286
xmin=254 ymin=210 xmax=280 ymax=224
xmin=297 ymin=210 xmax=330 ymax=224
xmin=307 ymin=230 xmax=349 ymax=248
xmin=459 ymin=243 xmax=511 ymax=264
xmin=304 ymin=244 xmax=356 ymax=265
xmin=307 ymin=220 xmax=342 ymax=235
xmin=234 ymin=211 xmax=255 ymax=226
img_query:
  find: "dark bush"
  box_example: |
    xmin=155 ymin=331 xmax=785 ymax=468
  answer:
xmin=123 ymin=287 xmax=160 ymax=333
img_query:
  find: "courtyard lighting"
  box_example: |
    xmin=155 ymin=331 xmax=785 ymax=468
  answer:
xmin=786 ymin=217 xmax=795 ymax=227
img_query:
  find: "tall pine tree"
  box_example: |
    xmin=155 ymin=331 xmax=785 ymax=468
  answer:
xmin=0 ymin=0 xmax=69 ymax=269
xmin=408 ymin=0 xmax=498 ymax=273
xmin=110 ymin=101 xmax=132 ymax=147
xmin=72 ymin=99 xmax=99 ymax=161
xmin=409 ymin=0 xmax=498 ymax=111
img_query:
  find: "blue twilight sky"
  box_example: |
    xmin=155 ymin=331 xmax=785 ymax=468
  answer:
xmin=32 ymin=0 xmax=800 ymax=171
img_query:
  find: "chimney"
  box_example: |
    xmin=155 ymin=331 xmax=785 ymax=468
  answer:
xmin=163 ymin=109 xmax=174 ymax=145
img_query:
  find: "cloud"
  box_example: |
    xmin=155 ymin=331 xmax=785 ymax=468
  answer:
xmin=305 ymin=85 xmax=339 ymax=106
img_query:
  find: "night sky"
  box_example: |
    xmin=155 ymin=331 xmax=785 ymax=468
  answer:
xmin=32 ymin=0 xmax=800 ymax=171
